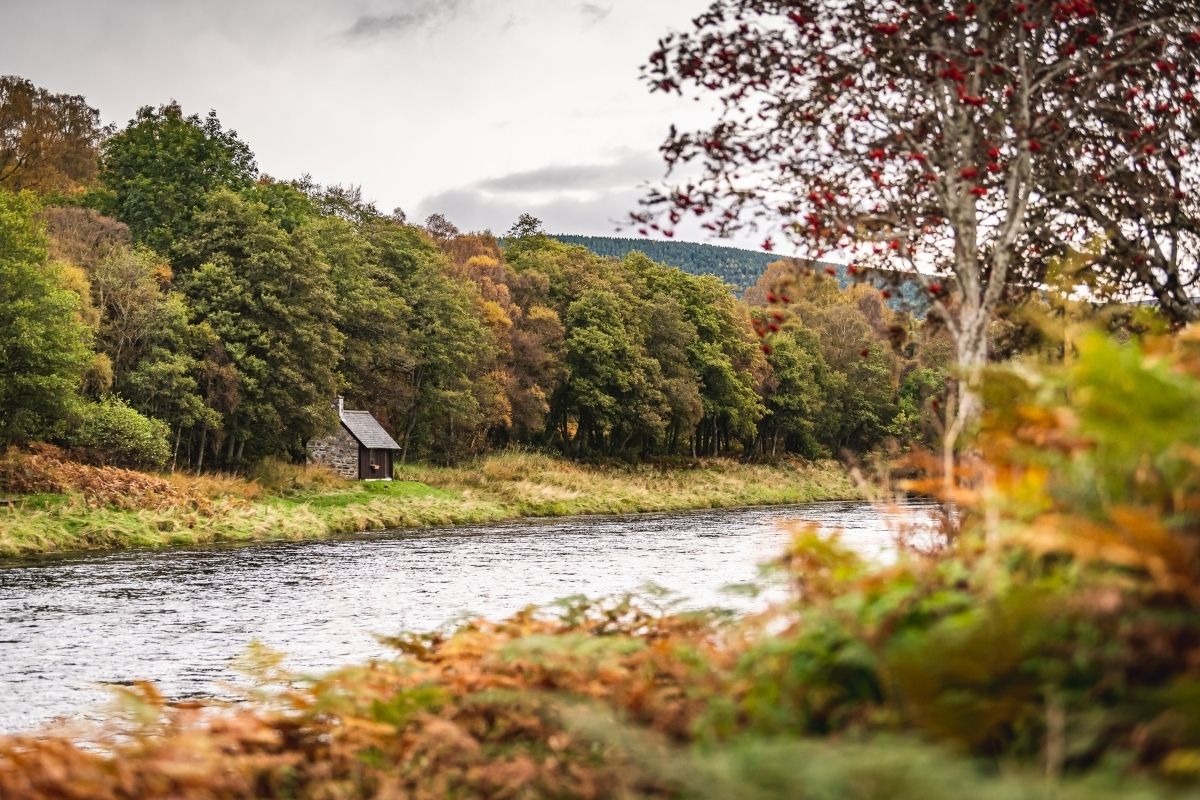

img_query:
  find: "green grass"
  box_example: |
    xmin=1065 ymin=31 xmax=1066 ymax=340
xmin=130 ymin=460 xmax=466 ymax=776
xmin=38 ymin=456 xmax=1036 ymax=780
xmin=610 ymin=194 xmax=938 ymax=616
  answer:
xmin=0 ymin=453 xmax=861 ymax=559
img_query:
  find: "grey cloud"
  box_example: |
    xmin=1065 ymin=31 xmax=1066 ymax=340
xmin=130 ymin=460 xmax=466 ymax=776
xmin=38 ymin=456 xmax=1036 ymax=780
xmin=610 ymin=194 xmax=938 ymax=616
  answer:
xmin=475 ymin=152 xmax=661 ymax=193
xmin=415 ymin=185 xmax=639 ymax=236
xmin=414 ymin=151 xmax=711 ymax=237
xmin=414 ymin=182 xmax=740 ymax=246
xmin=344 ymin=1 xmax=470 ymax=38
xmin=580 ymin=3 xmax=612 ymax=23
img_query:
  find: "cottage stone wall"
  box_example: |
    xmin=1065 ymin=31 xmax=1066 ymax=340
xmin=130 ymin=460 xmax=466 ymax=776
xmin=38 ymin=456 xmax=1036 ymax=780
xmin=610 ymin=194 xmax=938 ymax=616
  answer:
xmin=308 ymin=423 xmax=359 ymax=479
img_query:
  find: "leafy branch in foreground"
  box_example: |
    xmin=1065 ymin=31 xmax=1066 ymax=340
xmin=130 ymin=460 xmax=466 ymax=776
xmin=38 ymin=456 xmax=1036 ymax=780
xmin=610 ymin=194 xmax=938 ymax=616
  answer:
xmin=640 ymin=0 xmax=1200 ymax=467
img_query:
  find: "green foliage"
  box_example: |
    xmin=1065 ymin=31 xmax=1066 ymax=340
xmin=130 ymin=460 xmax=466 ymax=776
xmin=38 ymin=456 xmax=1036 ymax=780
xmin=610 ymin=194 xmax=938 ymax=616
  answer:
xmin=98 ymin=102 xmax=256 ymax=253
xmin=69 ymin=396 xmax=171 ymax=468
xmin=0 ymin=188 xmax=92 ymax=445
xmin=176 ymin=190 xmax=342 ymax=463
xmin=887 ymin=367 xmax=945 ymax=443
xmin=362 ymin=221 xmax=498 ymax=461
xmin=5 ymin=81 xmax=934 ymax=468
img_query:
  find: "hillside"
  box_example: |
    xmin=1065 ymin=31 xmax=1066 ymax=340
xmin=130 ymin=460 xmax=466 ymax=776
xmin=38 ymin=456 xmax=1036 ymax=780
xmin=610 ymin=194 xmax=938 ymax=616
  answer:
xmin=550 ymin=234 xmax=929 ymax=314
xmin=549 ymin=234 xmax=777 ymax=294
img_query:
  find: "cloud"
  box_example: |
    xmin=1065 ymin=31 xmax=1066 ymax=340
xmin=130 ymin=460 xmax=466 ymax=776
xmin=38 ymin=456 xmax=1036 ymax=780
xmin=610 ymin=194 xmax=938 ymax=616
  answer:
xmin=580 ymin=3 xmax=612 ymax=24
xmin=475 ymin=153 xmax=661 ymax=193
xmin=410 ymin=150 xmax=733 ymax=243
xmin=415 ymin=185 xmax=639 ymax=237
xmin=344 ymin=1 xmax=470 ymax=38
xmin=413 ymin=150 xmax=664 ymax=234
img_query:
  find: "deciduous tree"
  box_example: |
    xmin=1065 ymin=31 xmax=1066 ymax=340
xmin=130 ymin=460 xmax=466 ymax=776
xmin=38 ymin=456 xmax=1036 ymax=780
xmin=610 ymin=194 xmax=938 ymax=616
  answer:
xmin=99 ymin=103 xmax=256 ymax=253
xmin=0 ymin=189 xmax=92 ymax=445
xmin=642 ymin=0 xmax=1200 ymax=470
xmin=0 ymin=76 xmax=102 ymax=194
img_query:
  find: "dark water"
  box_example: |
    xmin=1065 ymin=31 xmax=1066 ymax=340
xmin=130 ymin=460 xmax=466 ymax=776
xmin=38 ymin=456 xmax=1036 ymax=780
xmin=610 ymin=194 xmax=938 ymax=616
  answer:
xmin=0 ymin=501 xmax=935 ymax=733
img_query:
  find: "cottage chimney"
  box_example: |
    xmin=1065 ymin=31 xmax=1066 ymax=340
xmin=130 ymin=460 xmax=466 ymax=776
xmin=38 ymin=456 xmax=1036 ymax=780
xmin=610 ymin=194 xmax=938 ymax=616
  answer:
xmin=336 ymin=396 xmax=345 ymax=417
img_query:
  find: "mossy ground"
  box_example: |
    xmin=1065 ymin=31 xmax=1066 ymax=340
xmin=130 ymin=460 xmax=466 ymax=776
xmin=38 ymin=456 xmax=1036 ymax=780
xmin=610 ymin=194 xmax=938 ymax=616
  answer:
xmin=0 ymin=452 xmax=860 ymax=559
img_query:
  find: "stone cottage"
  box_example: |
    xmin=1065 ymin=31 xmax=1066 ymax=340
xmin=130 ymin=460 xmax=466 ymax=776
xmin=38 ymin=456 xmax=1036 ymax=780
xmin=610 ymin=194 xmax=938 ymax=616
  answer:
xmin=308 ymin=398 xmax=402 ymax=480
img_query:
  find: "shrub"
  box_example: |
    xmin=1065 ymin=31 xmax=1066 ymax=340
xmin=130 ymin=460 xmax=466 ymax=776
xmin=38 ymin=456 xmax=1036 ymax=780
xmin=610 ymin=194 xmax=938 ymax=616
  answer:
xmin=0 ymin=445 xmax=199 ymax=511
xmin=68 ymin=397 xmax=171 ymax=469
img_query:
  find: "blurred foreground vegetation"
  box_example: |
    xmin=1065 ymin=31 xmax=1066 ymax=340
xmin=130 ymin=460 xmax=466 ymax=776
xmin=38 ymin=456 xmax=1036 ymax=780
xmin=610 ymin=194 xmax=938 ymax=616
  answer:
xmin=1 ymin=327 xmax=1197 ymax=797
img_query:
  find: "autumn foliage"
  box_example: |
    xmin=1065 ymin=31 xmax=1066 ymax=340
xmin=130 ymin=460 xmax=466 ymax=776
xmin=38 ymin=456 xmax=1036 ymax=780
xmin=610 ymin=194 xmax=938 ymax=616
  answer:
xmin=641 ymin=0 xmax=1200 ymax=467
xmin=0 ymin=445 xmax=206 ymax=511
xmin=2 ymin=327 xmax=1198 ymax=798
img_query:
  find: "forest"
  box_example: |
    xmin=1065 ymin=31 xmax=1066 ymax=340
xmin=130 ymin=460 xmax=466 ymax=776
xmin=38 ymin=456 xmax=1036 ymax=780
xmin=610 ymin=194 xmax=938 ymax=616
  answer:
xmin=547 ymin=233 xmax=780 ymax=294
xmin=0 ymin=75 xmax=949 ymax=472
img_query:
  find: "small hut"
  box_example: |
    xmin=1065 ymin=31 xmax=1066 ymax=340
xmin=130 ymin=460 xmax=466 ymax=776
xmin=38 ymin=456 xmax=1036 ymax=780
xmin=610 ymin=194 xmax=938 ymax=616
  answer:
xmin=307 ymin=398 xmax=402 ymax=480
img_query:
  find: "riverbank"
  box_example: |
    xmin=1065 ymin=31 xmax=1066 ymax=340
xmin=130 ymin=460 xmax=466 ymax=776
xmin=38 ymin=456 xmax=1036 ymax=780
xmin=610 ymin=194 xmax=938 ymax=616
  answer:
xmin=0 ymin=451 xmax=860 ymax=558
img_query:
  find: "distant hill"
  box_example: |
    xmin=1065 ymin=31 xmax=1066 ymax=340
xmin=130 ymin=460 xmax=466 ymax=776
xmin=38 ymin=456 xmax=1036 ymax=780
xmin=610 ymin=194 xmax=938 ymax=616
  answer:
xmin=548 ymin=235 xmax=777 ymax=295
xmin=547 ymin=234 xmax=929 ymax=315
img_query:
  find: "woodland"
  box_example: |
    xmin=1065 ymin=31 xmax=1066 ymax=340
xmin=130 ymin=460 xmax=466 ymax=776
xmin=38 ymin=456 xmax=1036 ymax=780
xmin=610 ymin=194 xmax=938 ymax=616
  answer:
xmin=0 ymin=75 xmax=948 ymax=472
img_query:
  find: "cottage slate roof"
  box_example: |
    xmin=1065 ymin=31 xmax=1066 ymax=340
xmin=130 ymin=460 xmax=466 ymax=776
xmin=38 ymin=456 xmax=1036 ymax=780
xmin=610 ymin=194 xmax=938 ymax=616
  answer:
xmin=340 ymin=410 xmax=402 ymax=450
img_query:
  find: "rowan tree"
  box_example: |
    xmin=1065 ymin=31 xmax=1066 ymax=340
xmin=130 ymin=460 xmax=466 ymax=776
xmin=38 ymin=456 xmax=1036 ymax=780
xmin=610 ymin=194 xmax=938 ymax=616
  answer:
xmin=641 ymin=0 xmax=1200 ymax=464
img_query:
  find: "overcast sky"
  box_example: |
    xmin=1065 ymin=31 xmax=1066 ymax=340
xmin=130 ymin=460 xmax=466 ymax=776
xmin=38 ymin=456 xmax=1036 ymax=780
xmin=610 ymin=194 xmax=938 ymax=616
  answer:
xmin=1 ymin=0 xmax=746 ymax=242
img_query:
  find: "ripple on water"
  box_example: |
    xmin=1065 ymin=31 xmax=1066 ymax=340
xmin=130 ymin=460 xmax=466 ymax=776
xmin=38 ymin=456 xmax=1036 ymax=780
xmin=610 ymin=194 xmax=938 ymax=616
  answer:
xmin=0 ymin=501 xmax=938 ymax=733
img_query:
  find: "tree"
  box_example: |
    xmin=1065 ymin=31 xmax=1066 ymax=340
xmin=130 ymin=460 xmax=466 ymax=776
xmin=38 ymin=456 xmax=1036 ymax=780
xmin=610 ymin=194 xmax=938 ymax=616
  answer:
xmin=627 ymin=253 xmax=765 ymax=454
xmin=42 ymin=206 xmax=131 ymax=271
xmin=759 ymin=327 xmax=827 ymax=457
xmin=363 ymin=222 xmax=496 ymax=462
xmin=642 ymin=0 xmax=1200 ymax=471
xmin=560 ymin=287 xmax=669 ymax=455
xmin=505 ymin=213 xmax=546 ymax=239
xmin=0 ymin=189 xmax=92 ymax=445
xmin=99 ymin=102 xmax=256 ymax=253
xmin=0 ymin=76 xmax=103 ymax=194
xmin=423 ymin=212 xmax=461 ymax=242
xmin=314 ymin=214 xmax=415 ymax=433
xmin=289 ymin=175 xmax=381 ymax=224
xmin=176 ymin=190 xmax=341 ymax=463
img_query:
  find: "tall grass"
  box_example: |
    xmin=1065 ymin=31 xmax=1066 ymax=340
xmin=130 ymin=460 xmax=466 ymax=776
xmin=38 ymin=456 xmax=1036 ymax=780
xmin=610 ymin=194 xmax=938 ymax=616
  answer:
xmin=0 ymin=452 xmax=860 ymax=558
xmin=403 ymin=451 xmax=859 ymax=517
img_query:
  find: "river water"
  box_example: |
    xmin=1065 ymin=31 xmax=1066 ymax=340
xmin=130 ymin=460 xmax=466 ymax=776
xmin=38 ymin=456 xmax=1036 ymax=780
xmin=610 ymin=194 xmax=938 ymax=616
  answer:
xmin=0 ymin=501 xmax=935 ymax=733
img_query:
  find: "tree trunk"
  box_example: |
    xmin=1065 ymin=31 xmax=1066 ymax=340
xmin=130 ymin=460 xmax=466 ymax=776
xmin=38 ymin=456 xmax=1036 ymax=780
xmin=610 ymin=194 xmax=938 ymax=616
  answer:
xmin=196 ymin=427 xmax=207 ymax=475
xmin=171 ymin=425 xmax=182 ymax=473
xmin=942 ymin=306 xmax=989 ymax=491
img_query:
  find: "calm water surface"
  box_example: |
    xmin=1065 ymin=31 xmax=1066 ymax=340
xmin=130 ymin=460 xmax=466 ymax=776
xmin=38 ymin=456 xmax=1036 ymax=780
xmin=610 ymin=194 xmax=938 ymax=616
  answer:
xmin=0 ymin=501 xmax=934 ymax=733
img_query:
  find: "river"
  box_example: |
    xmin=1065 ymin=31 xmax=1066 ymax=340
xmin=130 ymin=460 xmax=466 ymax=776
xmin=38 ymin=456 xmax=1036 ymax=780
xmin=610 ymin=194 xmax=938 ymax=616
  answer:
xmin=0 ymin=501 xmax=936 ymax=733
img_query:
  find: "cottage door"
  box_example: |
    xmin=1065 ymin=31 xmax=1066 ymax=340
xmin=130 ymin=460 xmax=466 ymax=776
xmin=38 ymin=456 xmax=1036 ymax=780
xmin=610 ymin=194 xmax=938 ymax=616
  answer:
xmin=358 ymin=447 xmax=373 ymax=480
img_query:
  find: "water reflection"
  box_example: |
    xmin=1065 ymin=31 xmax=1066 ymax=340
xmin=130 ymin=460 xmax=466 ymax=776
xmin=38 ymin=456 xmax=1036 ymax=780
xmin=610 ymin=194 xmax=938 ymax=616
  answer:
xmin=0 ymin=501 xmax=935 ymax=732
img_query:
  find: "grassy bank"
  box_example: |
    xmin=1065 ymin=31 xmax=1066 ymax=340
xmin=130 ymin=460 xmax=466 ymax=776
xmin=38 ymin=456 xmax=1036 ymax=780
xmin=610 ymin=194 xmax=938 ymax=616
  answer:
xmin=0 ymin=451 xmax=860 ymax=559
